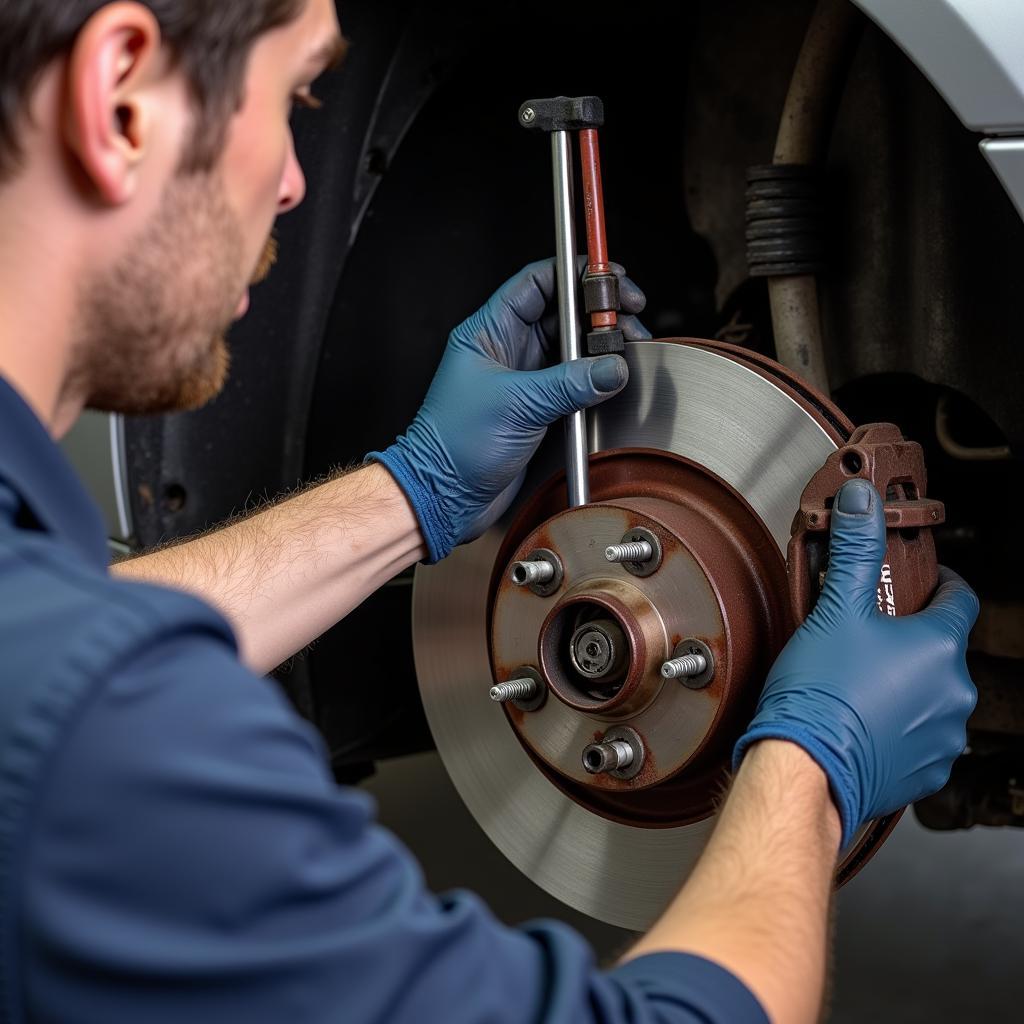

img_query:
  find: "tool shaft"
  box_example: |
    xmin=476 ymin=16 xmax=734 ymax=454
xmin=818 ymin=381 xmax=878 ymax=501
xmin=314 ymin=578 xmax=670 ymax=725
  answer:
xmin=551 ymin=131 xmax=590 ymax=508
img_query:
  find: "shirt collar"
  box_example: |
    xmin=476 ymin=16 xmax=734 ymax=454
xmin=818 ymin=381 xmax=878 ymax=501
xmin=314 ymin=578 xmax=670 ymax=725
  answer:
xmin=0 ymin=377 xmax=110 ymax=569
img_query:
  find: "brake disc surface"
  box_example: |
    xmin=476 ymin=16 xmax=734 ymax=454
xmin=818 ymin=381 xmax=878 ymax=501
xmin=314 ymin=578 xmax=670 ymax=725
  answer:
xmin=412 ymin=341 xmax=844 ymax=930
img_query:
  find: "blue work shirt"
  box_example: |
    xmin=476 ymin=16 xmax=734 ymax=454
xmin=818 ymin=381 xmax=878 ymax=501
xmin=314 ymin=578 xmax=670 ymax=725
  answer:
xmin=0 ymin=377 xmax=768 ymax=1024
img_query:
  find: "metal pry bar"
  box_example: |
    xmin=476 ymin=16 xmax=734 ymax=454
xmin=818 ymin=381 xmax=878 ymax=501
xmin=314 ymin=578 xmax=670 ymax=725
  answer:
xmin=519 ymin=96 xmax=606 ymax=508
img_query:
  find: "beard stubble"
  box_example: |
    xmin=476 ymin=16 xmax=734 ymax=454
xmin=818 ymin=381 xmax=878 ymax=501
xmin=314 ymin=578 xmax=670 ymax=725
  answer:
xmin=70 ymin=170 xmax=251 ymax=417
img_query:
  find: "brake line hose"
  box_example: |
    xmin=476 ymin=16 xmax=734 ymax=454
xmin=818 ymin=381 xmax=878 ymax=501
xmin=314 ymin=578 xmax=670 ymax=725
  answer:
xmin=746 ymin=0 xmax=864 ymax=394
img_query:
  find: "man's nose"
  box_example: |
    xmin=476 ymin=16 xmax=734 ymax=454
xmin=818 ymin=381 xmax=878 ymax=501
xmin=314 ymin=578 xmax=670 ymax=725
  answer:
xmin=278 ymin=136 xmax=306 ymax=213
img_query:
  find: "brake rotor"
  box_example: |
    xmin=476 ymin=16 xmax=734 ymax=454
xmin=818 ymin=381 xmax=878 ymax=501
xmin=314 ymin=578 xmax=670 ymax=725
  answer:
xmin=412 ymin=339 xmax=895 ymax=930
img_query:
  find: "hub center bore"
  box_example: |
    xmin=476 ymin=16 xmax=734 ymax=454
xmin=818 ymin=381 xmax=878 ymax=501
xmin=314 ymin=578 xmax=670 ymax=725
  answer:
xmin=569 ymin=617 xmax=627 ymax=683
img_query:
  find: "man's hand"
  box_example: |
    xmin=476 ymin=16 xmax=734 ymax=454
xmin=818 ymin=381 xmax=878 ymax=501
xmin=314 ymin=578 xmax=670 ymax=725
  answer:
xmin=370 ymin=259 xmax=649 ymax=562
xmin=734 ymin=477 xmax=979 ymax=848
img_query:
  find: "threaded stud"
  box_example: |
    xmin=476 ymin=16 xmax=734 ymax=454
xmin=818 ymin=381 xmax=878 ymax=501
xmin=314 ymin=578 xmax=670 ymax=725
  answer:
xmin=660 ymin=653 xmax=708 ymax=680
xmin=490 ymin=677 xmax=540 ymax=703
xmin=605 ymin=540 xmax=654 ymax=563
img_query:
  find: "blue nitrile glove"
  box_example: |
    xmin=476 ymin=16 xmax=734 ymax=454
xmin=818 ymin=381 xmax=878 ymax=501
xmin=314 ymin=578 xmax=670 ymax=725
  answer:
xmin=733 ymin=478 xmax=979 ymax=849
xmin=370 ymin=259 xmax=650 ymax=562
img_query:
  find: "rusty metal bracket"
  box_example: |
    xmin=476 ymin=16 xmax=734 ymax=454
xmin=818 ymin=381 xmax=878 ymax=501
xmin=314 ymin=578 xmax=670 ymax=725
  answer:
xmin=788 ymin=422 xmax=945 ymax=623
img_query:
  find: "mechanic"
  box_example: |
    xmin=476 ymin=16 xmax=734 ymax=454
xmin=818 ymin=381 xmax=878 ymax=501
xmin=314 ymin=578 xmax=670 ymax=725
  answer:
xmin=0 ymin=1 xmax=977 ymax=1022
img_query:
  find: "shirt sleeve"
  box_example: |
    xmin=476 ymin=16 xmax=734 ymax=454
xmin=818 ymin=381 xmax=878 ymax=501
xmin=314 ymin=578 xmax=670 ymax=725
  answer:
xmin=23 ymin=630 xmax=768 ymax=1024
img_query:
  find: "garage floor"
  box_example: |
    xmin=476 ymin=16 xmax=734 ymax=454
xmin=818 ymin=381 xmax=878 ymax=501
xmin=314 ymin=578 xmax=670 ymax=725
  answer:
xmin=364 ymin=751 xmax=1024 ymax=1022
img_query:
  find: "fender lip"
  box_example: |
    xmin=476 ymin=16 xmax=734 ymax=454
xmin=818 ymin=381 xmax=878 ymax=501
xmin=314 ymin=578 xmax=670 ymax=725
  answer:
xmin=853 ymin=0 xmax=1024 ymax=135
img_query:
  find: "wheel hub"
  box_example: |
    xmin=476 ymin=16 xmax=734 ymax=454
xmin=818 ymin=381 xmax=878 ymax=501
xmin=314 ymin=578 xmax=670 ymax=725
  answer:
xmin=490 ymin=454 xmax=791 ymax=822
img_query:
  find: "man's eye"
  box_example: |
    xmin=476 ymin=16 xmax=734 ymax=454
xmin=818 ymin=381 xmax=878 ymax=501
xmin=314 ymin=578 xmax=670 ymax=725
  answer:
xmin=292 ymin=90 xmax=323 ymax=112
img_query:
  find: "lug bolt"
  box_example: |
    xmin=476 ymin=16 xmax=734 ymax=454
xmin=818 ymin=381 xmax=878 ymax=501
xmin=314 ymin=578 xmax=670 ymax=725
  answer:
xmin=605 ymin=540 xmax=654 ymax=564
xmin=582 ymin=739 xmax=635 ymax=775
xmin=490 ymin=677 xmax=540 ymax=703
xmin=660 ymin=652 xmax=708 ymax=680
xmin=510 ymin=559 xmax=555 ymax=587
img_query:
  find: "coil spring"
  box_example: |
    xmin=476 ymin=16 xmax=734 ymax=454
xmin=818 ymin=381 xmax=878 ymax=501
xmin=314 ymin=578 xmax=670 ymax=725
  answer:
xmin=745 ymin=164 xmax=826 ymax=277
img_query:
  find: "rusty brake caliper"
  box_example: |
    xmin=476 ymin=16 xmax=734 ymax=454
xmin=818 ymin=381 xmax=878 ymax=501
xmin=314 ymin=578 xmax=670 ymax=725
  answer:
xmin=789 ymin=422 xmax=946 ymax=623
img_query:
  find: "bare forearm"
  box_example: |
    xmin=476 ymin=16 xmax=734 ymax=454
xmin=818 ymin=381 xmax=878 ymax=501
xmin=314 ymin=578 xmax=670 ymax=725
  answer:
xmin=625 ymin=740 xmax=841 ymax=1024
xmin=114 ymin=463 xmax=427 ymax=674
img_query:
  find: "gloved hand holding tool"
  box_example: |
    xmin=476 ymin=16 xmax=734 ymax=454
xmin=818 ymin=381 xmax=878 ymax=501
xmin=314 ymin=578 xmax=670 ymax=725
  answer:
xmin=370 ymin=259 xmax=648 ymax=563
xmin=374 ymin=95 xmax=643 ymax=563
xmin=735 ymin=477 xmax=979 ymax=849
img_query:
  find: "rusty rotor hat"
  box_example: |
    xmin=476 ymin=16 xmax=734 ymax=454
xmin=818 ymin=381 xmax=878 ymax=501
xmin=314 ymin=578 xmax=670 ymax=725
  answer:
xmin=413 ymin=340 xmax=870 ymax=930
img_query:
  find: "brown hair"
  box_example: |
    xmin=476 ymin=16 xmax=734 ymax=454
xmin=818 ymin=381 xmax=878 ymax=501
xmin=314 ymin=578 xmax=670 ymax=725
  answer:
xmin=0 ymin=0 xmax=306 ymax=180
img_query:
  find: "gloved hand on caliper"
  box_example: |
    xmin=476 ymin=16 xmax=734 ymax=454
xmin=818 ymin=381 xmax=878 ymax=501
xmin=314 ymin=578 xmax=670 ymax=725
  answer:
xmin=734 ymin=477 xmax=979 ymax=849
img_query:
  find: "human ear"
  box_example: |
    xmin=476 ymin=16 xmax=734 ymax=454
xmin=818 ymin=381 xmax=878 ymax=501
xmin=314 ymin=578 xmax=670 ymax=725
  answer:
xmin=63 ymin=1 xmax=165 ymax=205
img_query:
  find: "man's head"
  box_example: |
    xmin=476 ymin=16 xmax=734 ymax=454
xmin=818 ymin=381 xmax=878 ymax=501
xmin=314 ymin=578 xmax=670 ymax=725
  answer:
xmin=0 ymin=0 xmax=345 ymax=424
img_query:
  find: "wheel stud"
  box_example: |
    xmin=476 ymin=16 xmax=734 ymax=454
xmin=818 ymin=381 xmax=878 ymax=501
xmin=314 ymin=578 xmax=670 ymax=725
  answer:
xmin=605 ymin=540 xmax=654 ymax=563
xmin=660 ymin=653 xmax=708 ymax=680
xmin=490 ymin=677 xmax=540 ymax=702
